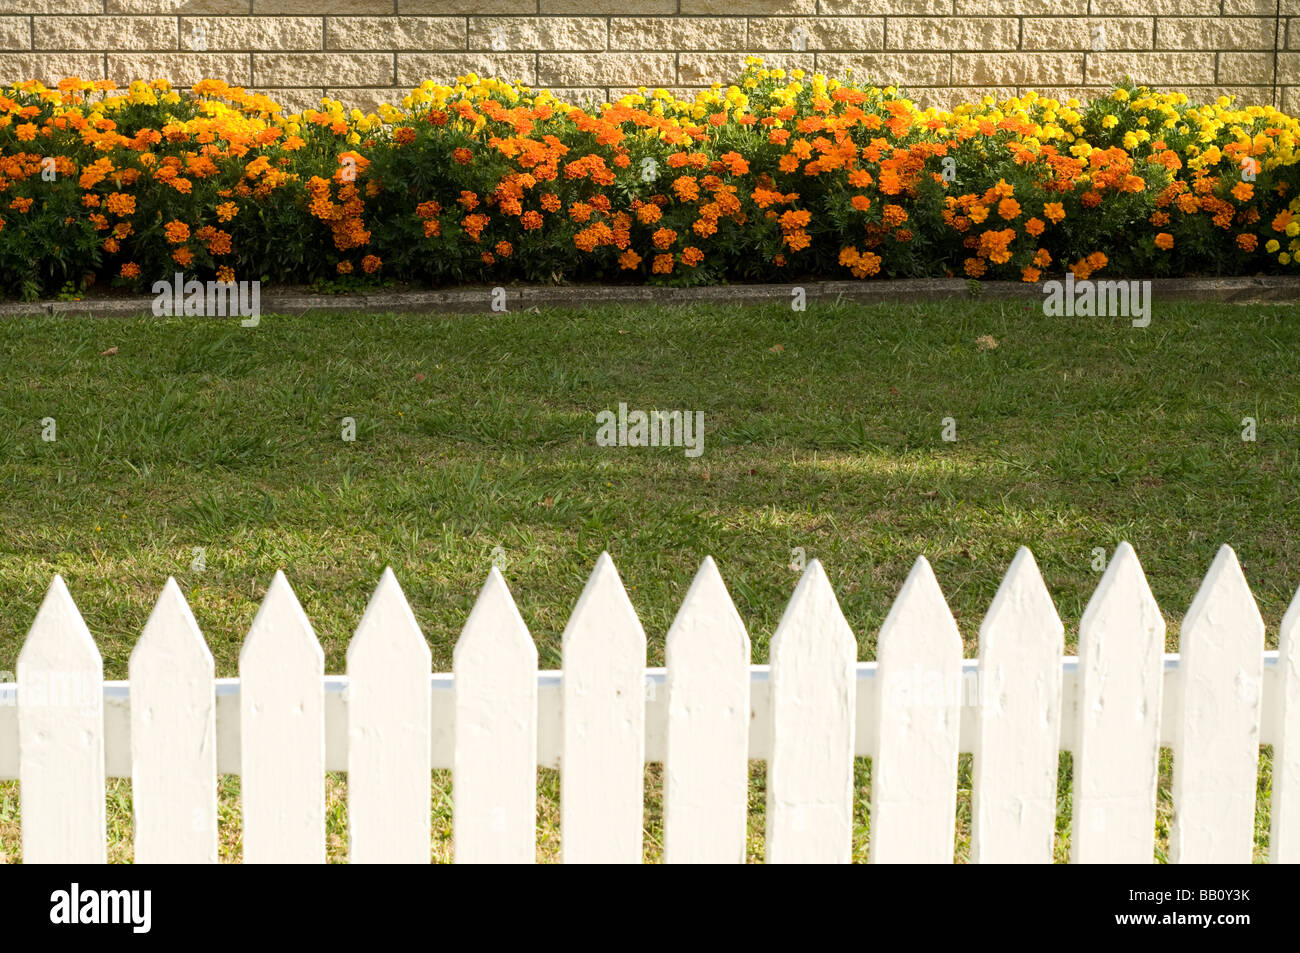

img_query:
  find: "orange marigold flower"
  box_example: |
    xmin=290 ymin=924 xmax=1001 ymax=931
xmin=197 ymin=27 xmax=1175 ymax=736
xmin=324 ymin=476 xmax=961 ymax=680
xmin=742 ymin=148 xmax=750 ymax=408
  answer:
xmin=1231 ymin=182 xmax=1254 ymax=202
xmin=540 ymin=193 xmax=561 ymax=212
xmin=119 ymin=262 xmax=141 ymax=279
xmin=1154 ymin=232 xmax=1174 ymax=250
xmin=216 ymin=201 xmax=238 ymax=222
xmin=394 ymin=126 xmax=416 ymax=145
xmin=652 ymin=253 xmax=674 ymax=275
xmin=337 ymin=261 xmax=354 ymax=274
xmin=1021 ymin=266 xmax=1041 ymax=283
xmin=164 ymin=220 xmax=190 ymax=244
xmin=1042 ymin=202 xmax=1065 ymax=224
xmin=851 ymin=195 xmax=871 ymax=212
xmin=967 ymin=204 xmax=989 ymax=224
xmin=1033 ymin=248 xmax=1052 ymax=267
xmin=1237 ymin=233 xmax=1258 ymax=251
xmin=997 ymin=197 xmax=1021 ymax=221
xmin=618 ymin=249 xmax=642 ymax=270
xmin=521 ymin=210 xmax=543 ymax=230
xmin=882 ymin=204 xmax=908 ymax=227
xmin=1024 ymin=217 xmax=1045 ymax=237
xmin=216 ymin=266 xmax=235 ymax=284
xmin=652 ymin=227 xmax=677 ymax=250
xmin=637 ymin=203 xmax=662 ymax=224
xmin=452 ymin=147 xmax=472 ymax=165
xmin=362 ymin=254 xmax=382 ymax=274
xmin=682 ymin=246 xmax=704 ymax=266
xmin=172 ymin=247 xmax=193 ymax=266
xmin=964 ymin=257 xmax=987 ymax=278
xmin=495 ymin=240 xmax=513 ymax=257
xmin=106 ymin=193 xmax=135 ymax=217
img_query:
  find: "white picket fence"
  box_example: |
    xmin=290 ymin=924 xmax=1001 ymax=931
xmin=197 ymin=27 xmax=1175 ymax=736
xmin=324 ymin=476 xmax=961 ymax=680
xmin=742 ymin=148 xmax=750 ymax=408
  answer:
xmin=0 ymin=543 xmax=1297 ymax=864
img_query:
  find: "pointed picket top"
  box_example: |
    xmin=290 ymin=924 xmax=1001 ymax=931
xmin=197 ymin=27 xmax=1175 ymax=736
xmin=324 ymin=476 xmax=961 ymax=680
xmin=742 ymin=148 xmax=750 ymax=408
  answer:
xmin=18 ymin=574 xmax=106 ymax=864
xmin=1072 ymin=541 xmax=1166 ymax=864
xmin=132 ymin=576 xmax=211 ymax=667
xmin=240 ymin=569 xmax=324 ymax=670
xmin=766 ymin=558 xmax=856 ymax=864
xmin=1171 ymin=545 xmax=1265 ymax=863
xmin=561 ymin=552 xmax=647 ymax=864
xmin=869 ymin=555 xmax=963 ymax=864
xmin=18 ymin=574 xmax=100 ymax=671
xmin=240 ymin=571 xmax=325 ymax=864
xmin=348 ymin=568 xmax=431 ymax=864
xmin=454 ymin=566 xmax=537 ymax=864
xmin=1268 ymin=582 xmax=1300 ymax=863
xmin=664 ymin=557 xmax=751 ymax=864
xmin=349 ymin=566 xmax=429 ymax=667
xmin=561 ymin=551 xmax=645 ymax=655
xmin=972 ymin=547 xmax=1064 ymax=864
xmin=130 ymin=577 xmax=217 ymax=864
xmin=454 ymin=565 xmax=535 ymax=665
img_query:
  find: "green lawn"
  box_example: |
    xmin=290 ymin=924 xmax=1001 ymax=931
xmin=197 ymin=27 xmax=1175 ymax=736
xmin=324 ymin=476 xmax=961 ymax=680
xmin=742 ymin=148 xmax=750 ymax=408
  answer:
xmin=0 ymin=296 xmax=1295 ymax=862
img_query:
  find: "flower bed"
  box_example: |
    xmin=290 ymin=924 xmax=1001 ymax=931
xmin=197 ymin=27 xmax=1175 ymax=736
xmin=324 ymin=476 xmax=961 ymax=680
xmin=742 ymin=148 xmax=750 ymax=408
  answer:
xmin=2 ymin=60 xmax=1299 ymax=299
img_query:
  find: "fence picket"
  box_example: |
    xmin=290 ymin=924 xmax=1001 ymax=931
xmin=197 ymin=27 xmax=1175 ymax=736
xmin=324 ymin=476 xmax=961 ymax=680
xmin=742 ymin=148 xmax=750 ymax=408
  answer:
xmin=1271 ymin=584 xmax=1300 ymax=863
xmin=453 ymin=567 xmax=538 ymax=863
xmin=869 ymin=556 xmax=963 ymax=863
xmin=129 ymin=577 xmax=216 ymax=864
xmin=561 ymin=552 xmax=646 ymax=863
xmin=347 ymin=568 xmax=431 ymax=864
xmin=1170 ymin=546 xmax=1265 ymax=863
xmin=971 ymin=548 xmax=1064 ymax=864
xmin=664 ymin=557 xmax=750 ymax=864
xmin=239 ymin=571 xmax=325 ymax=864
xmin=17 ymin=575 xmax=106 ymax=864
xmin=766 ymin=559 xmax=856 ymax=863
xmin=1071 ymin=542 xmax=1165 ymax=863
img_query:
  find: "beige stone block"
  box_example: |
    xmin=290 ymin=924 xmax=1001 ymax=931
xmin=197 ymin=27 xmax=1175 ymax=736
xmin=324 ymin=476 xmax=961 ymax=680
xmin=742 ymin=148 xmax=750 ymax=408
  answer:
xmin=749 ymin=17 xmax=883 ymax=51
xmin=821 ymin=0 xmax=951 ymax=13
xmin=1091 ymin=0 xmax=1216 ymax=13
xmin=1219 ymin=51 xmax=1275 ymax=84
xmin=609 ymin=17 xmax=746 ymax=50
xmin=677 ymin=50 xmax=813 ymax=83
xmin=327 ymin=17 xmax=466 ymax=51
xmin=543 ymin=0 xmax=677 ymax=12
xmin=1156 ymin=17 xmax=1276 ymax=50
xmin=36 ymin=16 xmax=177 ymax=50
xmin=253 ymin=0 xmax=391 ymax=12
xmin=3 ymin=1 xmax=102 ymax=13
xmin=956 ymin=0 xmax=1085 ymax=12
xmin=1278 ymin=51 xmax=1300 ymax=82
xmin=181 ymin=17 xmax=323 ymax=51
xmin=107 ymin=1 xmax=249 ymax=12
xmin=398 ymin=51 xmax=537 ymax=85
xmin=401 ymin=0 xmax=536 ymax=12
xmin=108 ymin=52 xmax=251 ymax=84
xmin=468 ymin=17 xmax=606 ymax=51
xmin=1086 ymin=51 xmax=1215 ymax=85
xmin=254 ymin=52 xmax=393 ymax=87
xmin=679 ymin=0 xmax=815 ymax=13
xmin=887 ymin=18 xmax=1018 ymax=51
xmin=0 ymin=15 xmax=30 ymax=50
xmin=952 ymin=52 xmax=1084 ymax=86
xmin=0 ymin=52 xmax=104 ymax=83
xmin=817 ymin=51 xmax=950 ymax=85
xmin=1021 ymin=18 xmax=1152 ymax=51
xmin=538 ymin=51 xmax=675 ymax=86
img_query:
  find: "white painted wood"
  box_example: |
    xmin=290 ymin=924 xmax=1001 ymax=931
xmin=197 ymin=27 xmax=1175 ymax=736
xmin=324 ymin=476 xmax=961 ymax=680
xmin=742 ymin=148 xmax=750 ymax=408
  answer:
xmin=347 ymin=568 xmax=431 ymax=864
xmin=0 ymin=653 xmax=1289 ymax=781
xmin=453 ymin=567 xmax=538 ymax=864
xmin=869 ymin=556 xmax=963 ymax=863
xmin=1170 ymin=546 xmax=1265 ymax=863
xmin=239 ymin=571 xmax=325 ymax=864
xmin=1072 ymin=542 xmax=1165 ymax=864
xmin=561 ymin=552 xmax=646 ymax=863
xmin=766 ymin=559 xmax=857 ymax=863
xmin=1271 ymin=583 xmax=1300 ymax=863
xmin=129 ymin=578 xmax=216 ymax=864
xmin=664 ymin=557 xmax=751 ymax=864
xmin=17 ymin=575 xmax=106 ymax=864
xmin=971 ymin=547 xmax=1064 ymax=864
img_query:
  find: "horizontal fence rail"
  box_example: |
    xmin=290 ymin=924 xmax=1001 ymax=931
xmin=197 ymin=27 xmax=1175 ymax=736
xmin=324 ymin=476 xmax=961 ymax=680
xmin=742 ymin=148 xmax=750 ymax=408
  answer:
xmin=0 ymin=655 xmax=1289 ymax=778
xmin=0 ymin=543 xmax=1297 ymax=863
